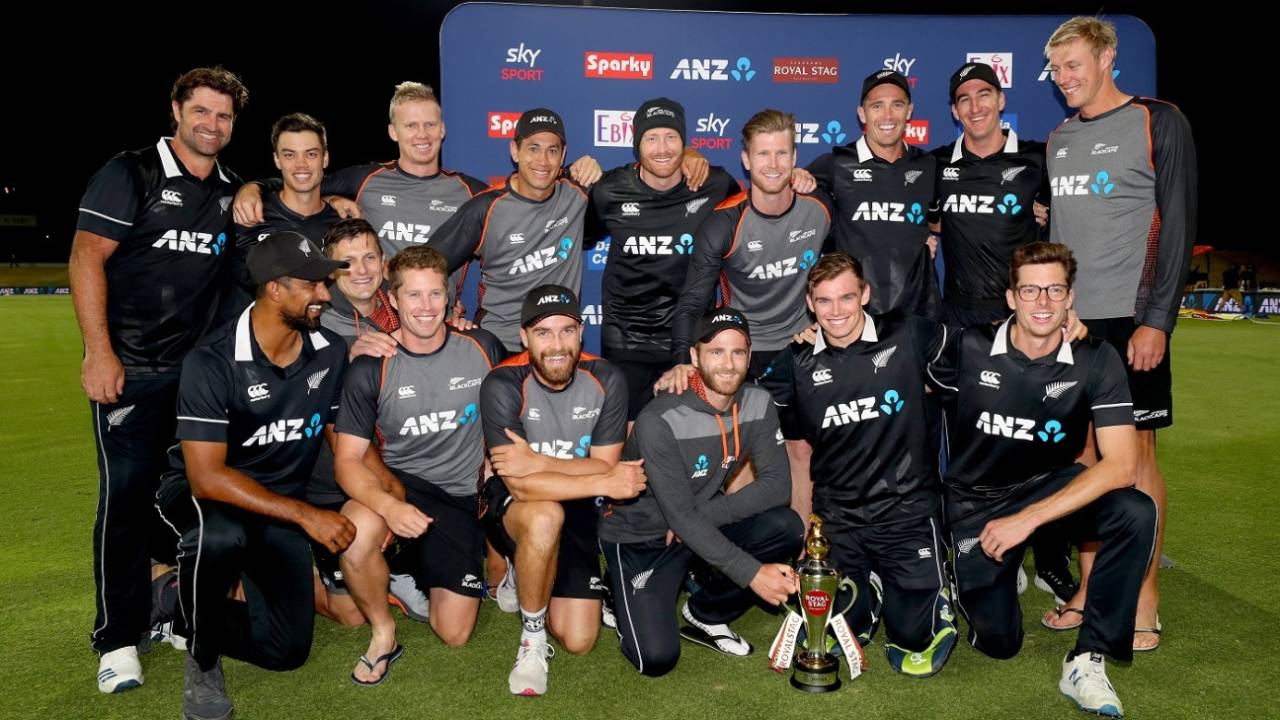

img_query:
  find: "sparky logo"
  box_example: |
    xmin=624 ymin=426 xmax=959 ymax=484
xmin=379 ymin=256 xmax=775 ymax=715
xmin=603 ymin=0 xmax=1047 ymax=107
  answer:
xmin=152 ymin=230 xmax=226 ymax=255
xmin=243 ymin=413 xmax=323 ymax=446
xmin=871 ymin=345 xmax=897 ymax=373
xmin=691 ymin=454 xmax=710 ymax=478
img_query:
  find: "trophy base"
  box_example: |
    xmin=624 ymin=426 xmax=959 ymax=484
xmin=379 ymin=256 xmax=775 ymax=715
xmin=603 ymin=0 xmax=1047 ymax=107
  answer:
xmin=790 ymin=654 xmax=841 ymax=693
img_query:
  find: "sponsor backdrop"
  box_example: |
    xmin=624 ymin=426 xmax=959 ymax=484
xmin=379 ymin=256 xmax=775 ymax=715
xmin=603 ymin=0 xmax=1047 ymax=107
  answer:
xmin=442 ymin=5 xmax=1156 ymax=352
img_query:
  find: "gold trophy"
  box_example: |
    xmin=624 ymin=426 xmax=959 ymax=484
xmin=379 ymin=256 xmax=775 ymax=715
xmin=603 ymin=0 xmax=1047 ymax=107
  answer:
xmin=790 ymin=515 xmax=856 ymax=692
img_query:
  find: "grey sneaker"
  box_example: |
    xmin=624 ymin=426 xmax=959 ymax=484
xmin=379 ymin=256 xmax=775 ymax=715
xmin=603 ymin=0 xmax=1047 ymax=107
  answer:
xmin=388 ymin=573 xmax=430 ymax=623
xmin=183 ymin=654 xmax=233 ymax=720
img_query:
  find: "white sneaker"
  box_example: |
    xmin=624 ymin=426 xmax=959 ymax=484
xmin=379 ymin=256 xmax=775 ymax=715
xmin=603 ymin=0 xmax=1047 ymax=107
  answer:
xmin=508 ymin=638 xmax=554 ymax=696
xmin=150 ymin=620 xmax=188 ymax=651
xmin=1060 ymin=652 xmax=1124 ymax=718
xmin=601 ymin=600 xmax=617 ymax=630
xmin=496 ymin=567 xmax=519 ymax=614
xmin=388 ymin=573 xmax=429 ymax=623
xmin=1017 ymin=566 xmax=1028 ymax=595
xmin=679 ymin=602 xmax=752 ymax=656
xmin=97 ymin=646 xmax=143 ymax=693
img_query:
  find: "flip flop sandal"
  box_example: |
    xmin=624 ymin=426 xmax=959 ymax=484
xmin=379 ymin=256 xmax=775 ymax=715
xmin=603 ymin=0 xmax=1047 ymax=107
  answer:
xmin=1041 ymin=606 xmax=1084 ymax=631
xmin=1133 ymin=616 xmax=1162 ymax=652
xmin=351 ymin=644 xmax=405 ymax=686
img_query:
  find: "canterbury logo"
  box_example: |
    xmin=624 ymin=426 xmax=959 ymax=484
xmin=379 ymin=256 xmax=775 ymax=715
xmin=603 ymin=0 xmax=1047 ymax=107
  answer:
xmin=1001 ymin=166 xmax=1028 ymax=184
xmin=1043 ymin=381 xmax=1078 ymax=401
xmin=956 ymin=537 xmax=980 ymax=555
xmin=631 ymin=569 xmax=654 ymax=591
xmin=871 ymin=345 xmax=898 ymax=373
xmin=106 ymin=405 xmax=136 ymax=429
xmin=306 ymin=368 xmax=329 ymax=394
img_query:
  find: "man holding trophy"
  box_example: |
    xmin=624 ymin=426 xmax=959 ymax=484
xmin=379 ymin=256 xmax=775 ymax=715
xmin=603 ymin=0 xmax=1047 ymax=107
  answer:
xmin=598 ymin=307 xmax=804 ymax=678
xmin=758 ymin=253 xmax=958 ymax=679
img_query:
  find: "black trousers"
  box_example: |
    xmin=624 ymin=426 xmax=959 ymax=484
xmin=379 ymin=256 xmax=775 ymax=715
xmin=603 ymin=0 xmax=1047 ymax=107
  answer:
xmin=90 ymin=376 xmax=179 ymax=653
xmin=158 ymin=485 xmax=315 ymax=672
xmin=602 ymin=506 xmax=804 ymax=677
xmin=948 ymin=466 xmax=1157 ymax=662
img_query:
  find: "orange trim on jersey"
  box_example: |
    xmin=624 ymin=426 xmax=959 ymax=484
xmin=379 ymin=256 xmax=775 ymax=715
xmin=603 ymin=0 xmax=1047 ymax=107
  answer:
xmin=484 ymin=175 xmax=512 ymax=193
xmin=354 ymin=165 xmax=390 ymax=205
xmin=443 ymin=170 xmax=482 ymax=198
xmin=497 ymin=351 xmax=532 ymax=369
xmin=719 ymin=271 xmax=732 ymax=307
xmin=796 ymin=192 xmax=833 ymax=226
xmin=475 ymin=191 xmax=509 ymax=256
xmin=715 ymin=191 xmax=748 ymax=211
xmin=560 ymin=177 xmax=589 ymax=201
xmin=454 ymin=332 xmax=497 ymax=370
xmin=1138 ymin=104 xmax=1155 ymax=172
xmin=722 ymin=206 xmax=750 ymax=259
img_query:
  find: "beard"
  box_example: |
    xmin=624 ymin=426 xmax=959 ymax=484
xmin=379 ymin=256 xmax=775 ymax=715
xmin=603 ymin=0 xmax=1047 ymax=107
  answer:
xmin=697 ymin=363 xmax=746 ymax=398
xmin=530 ymin=346 xmax=580 ymax=385
xmin=281 ymin=306 xmax=321 ymax=333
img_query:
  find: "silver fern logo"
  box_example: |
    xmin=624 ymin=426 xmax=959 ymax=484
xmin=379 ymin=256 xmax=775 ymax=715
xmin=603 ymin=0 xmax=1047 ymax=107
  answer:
xmin=903 ymin=170 xmax=922 ymax=186
xmin=1043 ymin=381 xmax=1078 ymax=402
xmin=106 ymin=405 xmax=136 ymax=430
xmin=1001 ymin=166 xmax=1027 ymax=184
xmin=631 ymin=569 xmax=654 ymax=591
xmin=871 ymin=345 xmax=898 ymax=373
xmin=956 ymin=537 xmax=980 ymax=555
xmin=306 ymin=368 xmax=330 ymax=395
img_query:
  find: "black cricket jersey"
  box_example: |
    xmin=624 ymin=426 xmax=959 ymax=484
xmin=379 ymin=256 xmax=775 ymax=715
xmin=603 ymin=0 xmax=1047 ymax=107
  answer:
xmin=589 ymin=164 xmax=737 ymax=361
xmin=226 ymin=191 xmax=342 ymax=316
xmin=76 ymin=137 xmax=242 ymax=376
xmin=166 ymin=305 xmax=348 ymax=499
xmin=808 ymin=137 xmax=940 ymax=318
xmin=927 ymin=319 xmax=1133 ymax=520
xmin=929 ymin=130 xmax=1049 ymax=308
xmin=758 ymin=312 xmax=946 ymax=526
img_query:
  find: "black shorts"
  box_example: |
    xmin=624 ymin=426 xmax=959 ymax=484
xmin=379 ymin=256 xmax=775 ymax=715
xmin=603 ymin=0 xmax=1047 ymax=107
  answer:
xmin=1083 ymin=317 xmax=1173 ymax=430
xmin=824 ymin=515 xmax=948 ymax=648
xmin=748 ymin=349 xmax=804 ymax=441
xmin=601 ymin=350 xmax=665 ymax=422
xmin=310 ymin=500 xmax=349 ymax=594
xmin=481 ymin=475 xmax=604 ymax=600
xmin=393 ymin=474 xmax=485 ymax=598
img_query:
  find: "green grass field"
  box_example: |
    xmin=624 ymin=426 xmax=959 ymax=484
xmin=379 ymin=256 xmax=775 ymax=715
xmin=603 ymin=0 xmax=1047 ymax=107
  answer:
xmin=1 ymin=296 xmax=1276 ymax=719
xmin=0 ymin=265 xmax=71 ymax=287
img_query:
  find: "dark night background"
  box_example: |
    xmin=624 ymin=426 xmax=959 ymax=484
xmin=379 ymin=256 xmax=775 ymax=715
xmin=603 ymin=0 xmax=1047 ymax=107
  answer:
xmin=1 ymin=1 xmax=1256 ymax=263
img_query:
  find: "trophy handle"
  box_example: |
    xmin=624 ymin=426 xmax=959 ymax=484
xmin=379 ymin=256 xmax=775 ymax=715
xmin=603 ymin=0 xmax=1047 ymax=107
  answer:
xmin=835 ymin=577 xmax=858 ymax=618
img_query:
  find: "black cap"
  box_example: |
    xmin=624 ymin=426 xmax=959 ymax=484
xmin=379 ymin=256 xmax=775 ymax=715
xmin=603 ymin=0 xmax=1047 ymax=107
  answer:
xmin=247 ymin=231 xmax=347 ymax=285
xmin=632 ymin=97 xmax=686 ymax=151
xmin=949 ymin=62 xmax=1002 ymax=102
xmin=520 ymin=284 xmax=581 ymax=327
xmin=515 ymin=108 xmax=565 ymax=143
xmin=860 ymin=69 xmax=912 ymax=103
xmin=693 ymin=307 xmax=750 ymax=345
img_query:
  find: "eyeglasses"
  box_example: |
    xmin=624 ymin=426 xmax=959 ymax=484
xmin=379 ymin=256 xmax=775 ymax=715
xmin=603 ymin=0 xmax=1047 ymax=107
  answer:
xmin=1015 ymin=284 xmax=1069 ymax=302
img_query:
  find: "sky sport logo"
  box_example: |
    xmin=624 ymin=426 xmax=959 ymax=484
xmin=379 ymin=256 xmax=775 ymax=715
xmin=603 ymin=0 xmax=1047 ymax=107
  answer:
xmin=772 ymin=57 xmax=839 ymax=84
xmin=503 ymin=42 xmax=543 ymax=81
xmin=584 ymin=51 xmax=653 ymax=80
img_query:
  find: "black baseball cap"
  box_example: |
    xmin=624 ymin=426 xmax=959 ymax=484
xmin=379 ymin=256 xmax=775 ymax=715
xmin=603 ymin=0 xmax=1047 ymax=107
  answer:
xmin=520 ymin=284 xmax=581 ymax=327
xmin=247 ymin=231 xmax=347 ymax=285
xmin=860 ymin=69 xmax=912 ymax=103
xmin=949 ymin=62 xmax=1002 ymax=102
xmin=515 ymin=108 xmax=566 ymax=143
xmin=693 ymin=307 xmax=750 ymax=344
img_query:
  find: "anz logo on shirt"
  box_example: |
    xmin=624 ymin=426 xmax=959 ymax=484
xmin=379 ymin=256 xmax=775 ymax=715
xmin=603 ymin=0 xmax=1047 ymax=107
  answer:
xmin=850 ymin=201 xmax=926 ymax=225
xmin=152 ymin=229 xmax=227 ymax=255
xmin=974 ymin=411 xmax=1067 ymax=443
xmin=532 ymin=434 xmax=593 ymax=459
xmin=747 ymin=249 xmax=817 ymax=280
xmin=621 ymin=233 xmax=694 ymax=256
xmin=691 ymin=454 xmax=710 ymax=478
xmin=821 ymin=390 xmax=905 ymax=429
xmin=508 ymin=237 xmax=575 ymax=275
xmin=242 ymin=413 xmax=323 ymax=447
xmin=399 ymin=403 xmax=479 ymax=436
